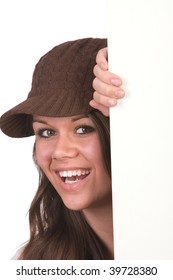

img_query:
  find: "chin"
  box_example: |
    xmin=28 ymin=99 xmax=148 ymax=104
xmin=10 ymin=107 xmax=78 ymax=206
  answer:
xmin=62 ymin=198 xmax=90 ymax=211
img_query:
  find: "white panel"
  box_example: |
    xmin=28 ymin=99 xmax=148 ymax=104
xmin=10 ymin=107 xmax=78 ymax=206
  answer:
xmin=108 ymin=0 xmax=173 ymax=259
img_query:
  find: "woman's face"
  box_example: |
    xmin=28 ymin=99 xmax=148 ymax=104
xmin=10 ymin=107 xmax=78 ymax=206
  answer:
xmin=32 ymin=115 xmax=111 ymax=211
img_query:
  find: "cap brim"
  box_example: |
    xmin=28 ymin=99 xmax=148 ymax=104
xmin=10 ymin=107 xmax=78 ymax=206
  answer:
xmin=0 ymin=89 xmax=94 ymax=138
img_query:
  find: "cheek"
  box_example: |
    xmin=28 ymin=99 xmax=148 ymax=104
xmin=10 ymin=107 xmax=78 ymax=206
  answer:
xmin=35 ymin=142 xmax=52 ymax=169
xmin=81 ymin=136 xmax=103 ymax=164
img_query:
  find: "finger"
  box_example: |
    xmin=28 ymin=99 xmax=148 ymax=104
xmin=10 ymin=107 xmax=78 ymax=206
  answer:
xmin=89 ymin=99 xmax=110 ymax=117
xmin=93 ymin=78 xmax=125 ymax=99
xmin=96 ymin=47 xmax=108 ymax=70
xmin=93 ymin=64 xmax=122 ymax=87
xmin=93 ymin=91 xmax=118 ymax=108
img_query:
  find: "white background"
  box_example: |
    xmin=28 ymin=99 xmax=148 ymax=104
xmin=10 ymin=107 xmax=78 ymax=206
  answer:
xmin=108 ymin=0 xmax=173 ymax=259
xmin=1 ymin=0 xmax=173 ymax=265
xmin=0 ymin=0 xmax=108 ymax=259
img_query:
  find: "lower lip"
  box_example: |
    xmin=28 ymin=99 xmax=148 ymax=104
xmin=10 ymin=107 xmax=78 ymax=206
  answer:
xmin=56 ymin=173 xmax=90 ymax=191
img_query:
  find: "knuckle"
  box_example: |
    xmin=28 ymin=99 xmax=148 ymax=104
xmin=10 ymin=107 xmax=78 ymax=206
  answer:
xmin=96 ymin=49 xmax=102 ymax=64
xmin=93 ymin=64 xmax=98 ymax=75
xmin=93 ymin=91 xmax=102 ymax=103
xmin=92 ymin=78 xmax=97 ymax=90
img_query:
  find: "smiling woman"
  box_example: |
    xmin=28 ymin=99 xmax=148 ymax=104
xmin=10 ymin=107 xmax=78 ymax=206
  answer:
xmin=32 ymin=114 xmax=111 ymax=211
xmin=28 ymin=109 xmax=112 ymax=259
xmin=0 ymin=38 xmax=124 ymax=259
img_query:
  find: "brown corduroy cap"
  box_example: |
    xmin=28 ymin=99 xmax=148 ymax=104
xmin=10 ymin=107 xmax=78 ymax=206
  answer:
xmin=0 ymin=38 xmax=107 ymax=138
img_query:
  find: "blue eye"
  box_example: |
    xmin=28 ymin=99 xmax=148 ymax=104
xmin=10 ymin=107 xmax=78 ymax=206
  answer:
xmin=38 ymin=129 xmax=55 ymax=138
xmin=76 ymin=125 xmax=95 ymax=134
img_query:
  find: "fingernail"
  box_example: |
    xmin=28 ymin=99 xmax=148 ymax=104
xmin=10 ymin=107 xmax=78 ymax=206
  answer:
xmin=116 ymin=89 xmax=125 ymax=97
xmin=111 ymin=78 xmax=121 ymax=86
xmin=108 ymin=99 xmax=117 ymax=106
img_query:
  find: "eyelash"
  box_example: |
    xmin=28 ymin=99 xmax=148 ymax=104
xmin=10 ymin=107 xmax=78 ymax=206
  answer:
xmin=37 ymin=128 xmax=55 ymax=138
xmin=36 ymin=125 xmax=95 ymax=138
xmin=76 ymin=125 xmax=95 ymax=135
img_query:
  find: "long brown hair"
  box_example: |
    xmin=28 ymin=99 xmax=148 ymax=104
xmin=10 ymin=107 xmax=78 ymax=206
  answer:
xmin=19 ymin=110 xmax=112 ymax=259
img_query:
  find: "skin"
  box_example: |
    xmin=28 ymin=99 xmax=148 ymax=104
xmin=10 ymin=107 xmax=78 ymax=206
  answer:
xmin=90 ymin=47 xmax=125 ymax=116
xmin=32 ymin=114 xmax=113 ymax=258
xmin=30 ymin=48 xmax=124 ymax=259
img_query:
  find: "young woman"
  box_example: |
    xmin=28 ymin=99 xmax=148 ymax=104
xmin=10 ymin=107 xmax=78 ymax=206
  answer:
xmin=0 ymin=38 xmax=124 ymax=259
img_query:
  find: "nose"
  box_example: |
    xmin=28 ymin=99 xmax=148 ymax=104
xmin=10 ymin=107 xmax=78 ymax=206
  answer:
xmin=51 ymin=134 xmax=78 ymax=160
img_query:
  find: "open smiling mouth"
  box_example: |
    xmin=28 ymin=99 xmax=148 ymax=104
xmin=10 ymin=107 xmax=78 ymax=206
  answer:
xmin=59 ymin=169 xmax=90 ymax=184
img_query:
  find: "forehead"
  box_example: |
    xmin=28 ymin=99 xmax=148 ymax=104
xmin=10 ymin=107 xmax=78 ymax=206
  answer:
xmin=32 ymin=114 xmax=90 ymax=124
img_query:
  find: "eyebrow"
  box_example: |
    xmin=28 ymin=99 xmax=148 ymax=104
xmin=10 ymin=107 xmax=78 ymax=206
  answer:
xmin=71 ymin=115 xmax=89 ymax=122
xmin=32 ymin=115 xmax=89 ymax=124
xmin=32 ymin=119 xmax=48 ymax=125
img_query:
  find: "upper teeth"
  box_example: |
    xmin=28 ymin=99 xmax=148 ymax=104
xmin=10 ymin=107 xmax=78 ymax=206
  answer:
xmin=59 ymin=169 xmax=90 ymax=178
